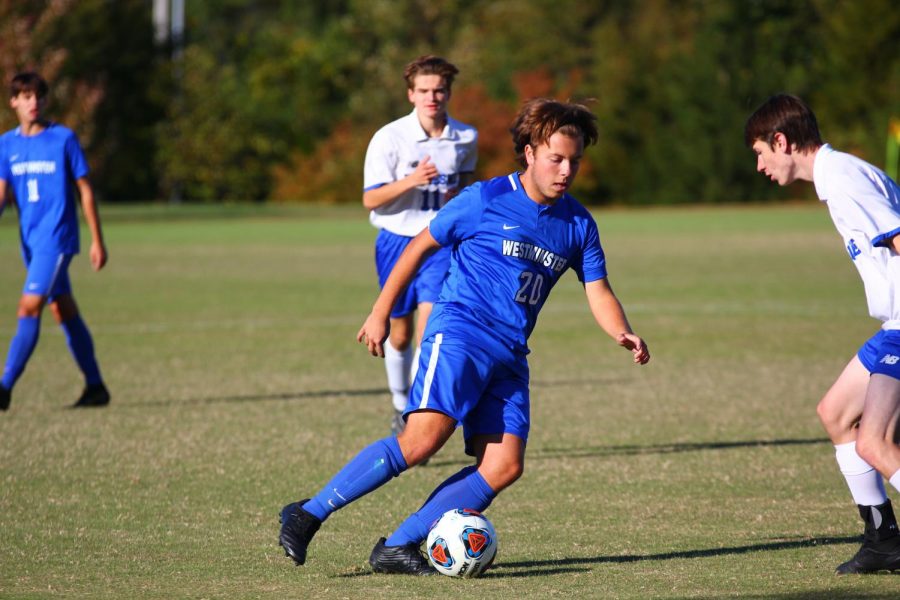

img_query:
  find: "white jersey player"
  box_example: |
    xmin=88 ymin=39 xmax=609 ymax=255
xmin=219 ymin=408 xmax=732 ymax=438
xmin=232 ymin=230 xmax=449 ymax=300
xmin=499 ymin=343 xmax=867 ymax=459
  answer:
xmin=746 ymin=94 xmax=900 ymax=575
xmin=362 ymin=56 xmax=477 ymax=434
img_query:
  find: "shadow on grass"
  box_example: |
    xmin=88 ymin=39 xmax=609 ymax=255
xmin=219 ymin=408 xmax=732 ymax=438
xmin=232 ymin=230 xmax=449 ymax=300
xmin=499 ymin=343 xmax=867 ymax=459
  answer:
xmin=530 ymin=437 xmax=831 ymax=459
xmin=126 ymin=387 xmax=385 ymax=408
xmin=421 ymin=437 xmax=831 ymax=468
xmin=337 ymin=535 xmax=866 ymax=580
xmin=485 ymin=535 xmax=862 ymax=578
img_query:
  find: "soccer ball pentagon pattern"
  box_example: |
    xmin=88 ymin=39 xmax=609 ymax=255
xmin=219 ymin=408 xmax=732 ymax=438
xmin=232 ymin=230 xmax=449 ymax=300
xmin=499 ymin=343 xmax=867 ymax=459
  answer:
xmin=426 ymin=508 xmax=498 ymax=578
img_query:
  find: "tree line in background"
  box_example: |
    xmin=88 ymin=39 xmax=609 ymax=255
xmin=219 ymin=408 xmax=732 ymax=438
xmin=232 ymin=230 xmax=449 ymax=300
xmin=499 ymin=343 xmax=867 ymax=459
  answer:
xmin=1 ymin=0 xmax=898 ymax=205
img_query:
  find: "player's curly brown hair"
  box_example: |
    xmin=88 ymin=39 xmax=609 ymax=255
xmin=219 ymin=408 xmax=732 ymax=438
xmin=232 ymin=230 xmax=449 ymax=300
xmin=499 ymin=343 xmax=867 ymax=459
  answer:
xmin=403 ymin=56 xmax=459 ymax=90
xmin=744 ymin=94 xmax=822 ymax=152
xmin=510 ymin=99 xmax=599 ymax=168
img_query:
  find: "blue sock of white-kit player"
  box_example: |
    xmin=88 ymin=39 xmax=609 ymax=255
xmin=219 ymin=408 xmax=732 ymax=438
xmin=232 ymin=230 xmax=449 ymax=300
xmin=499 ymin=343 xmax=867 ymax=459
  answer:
xmin=384 ymin=465 xmax=496 ymax=546
xmin=302 ymin=436 xmax=407 ymax=522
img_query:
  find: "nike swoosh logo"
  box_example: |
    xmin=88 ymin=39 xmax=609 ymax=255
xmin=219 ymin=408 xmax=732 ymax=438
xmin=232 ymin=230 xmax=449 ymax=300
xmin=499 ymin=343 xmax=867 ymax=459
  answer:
xmin=502 ymin=224 xmax=520 ymax=230
xmin=10 ymin=155 xmax=18 ymax=161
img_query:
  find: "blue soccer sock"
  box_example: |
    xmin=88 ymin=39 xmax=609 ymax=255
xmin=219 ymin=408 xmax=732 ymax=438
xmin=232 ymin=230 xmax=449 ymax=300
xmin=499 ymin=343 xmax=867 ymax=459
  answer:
xmin=1 ymin=316 xmax=41 ymax=390
xmin=384 ymin=465 xmax=497 ymax=546
xmin=61 ymin=316 xmax=102 ymax=386
xmin=302 ymin=436 xmax=408 ymax=522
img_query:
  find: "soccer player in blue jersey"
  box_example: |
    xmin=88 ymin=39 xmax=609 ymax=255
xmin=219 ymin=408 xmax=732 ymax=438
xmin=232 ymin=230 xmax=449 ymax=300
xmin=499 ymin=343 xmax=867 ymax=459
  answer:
xmin=747 ymin=94 xmax=900 ymax=575
xmin=0 ymin=72 xmax=109 ymax=412
xmin=278 ymin=98 xmax=650 ymax=574
xmin=363 ymin=56 xmax=477 ymax=435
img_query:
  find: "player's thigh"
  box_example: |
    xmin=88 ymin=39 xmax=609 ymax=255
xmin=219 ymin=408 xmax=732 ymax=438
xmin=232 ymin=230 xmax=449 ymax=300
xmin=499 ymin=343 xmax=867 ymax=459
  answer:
xmin=398 ymin=409 xmax=457 ymax=465
xmin=415 ymin=302 xmax=433 ymax=346
xmin=858 ymin=374 xmax=900 ymax=445
xmin=818 ymin=354 xmax=870 ymax=440
xmin=48 ymin=294 xmax=79 ymax=323
xmin=858 ymin=331 xmax=900 ymax=447
xmin=389 ymin=314 xmax=414 ymax=349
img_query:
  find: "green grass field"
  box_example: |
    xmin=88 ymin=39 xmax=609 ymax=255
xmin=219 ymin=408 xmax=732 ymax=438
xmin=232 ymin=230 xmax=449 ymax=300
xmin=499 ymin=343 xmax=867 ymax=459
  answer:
xmin=1 ymin=203 xmax=898 ymax=598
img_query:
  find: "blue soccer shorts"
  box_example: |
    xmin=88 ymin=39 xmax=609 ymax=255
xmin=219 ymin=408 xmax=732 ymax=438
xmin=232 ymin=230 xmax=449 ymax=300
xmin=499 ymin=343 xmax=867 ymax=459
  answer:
xmin=21 ymin=251 xmax=73 ymax=299
xmin=404 ymin=331 xmax=530 ymax=456
xmin=858 ymin=329 xmax=900 ymax=380
xmin=375 ymin=229 xmax=451 ymax=318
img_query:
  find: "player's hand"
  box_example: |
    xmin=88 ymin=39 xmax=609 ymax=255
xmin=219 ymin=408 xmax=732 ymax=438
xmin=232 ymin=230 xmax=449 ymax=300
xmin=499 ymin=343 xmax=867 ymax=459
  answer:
xmin=357 ymin=313 xmax=390 ymax=357
xmin=409 ymin=155 xmax=439 ymax=188
xmin=616 ymin=332 xmax=650 ymax=365
xmin=90 ymin=241 xmax=108 ymax=271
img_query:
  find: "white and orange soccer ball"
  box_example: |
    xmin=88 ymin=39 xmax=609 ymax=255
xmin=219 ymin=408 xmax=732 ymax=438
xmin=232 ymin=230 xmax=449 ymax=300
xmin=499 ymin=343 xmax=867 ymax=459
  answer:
xmin=426 ymin=508 xmax=498 ymax=578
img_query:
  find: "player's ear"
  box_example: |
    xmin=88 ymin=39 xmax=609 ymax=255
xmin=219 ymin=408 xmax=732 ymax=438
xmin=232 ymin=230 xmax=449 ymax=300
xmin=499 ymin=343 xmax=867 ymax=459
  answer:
xmin=773 ymin=132 xmax=789 ymax=153
xmin=524 ymin=144 xmax=535 ymax=166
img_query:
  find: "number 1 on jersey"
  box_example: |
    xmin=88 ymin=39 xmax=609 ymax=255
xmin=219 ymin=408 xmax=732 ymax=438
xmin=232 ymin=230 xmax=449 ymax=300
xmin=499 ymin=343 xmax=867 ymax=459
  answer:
xmin=27 ymin=178 xmax=40 ymax=202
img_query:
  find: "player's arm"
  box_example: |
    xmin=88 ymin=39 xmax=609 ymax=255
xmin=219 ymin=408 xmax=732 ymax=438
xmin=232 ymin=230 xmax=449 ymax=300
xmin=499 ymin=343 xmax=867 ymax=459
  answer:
xmin=0 ymin=178 xmax=7 ymax=218
xmin=76 ymin=177 xmax=108 ymax=271
xmin=584 ymin=278 xmax=650 ymax=364
xmin=362 ymin=156 xmax=438 ymax=210
xmin=890 ymin=234 xmax=900 ymax=255
xmin=357 ymin=227 xmax=442 ymax=357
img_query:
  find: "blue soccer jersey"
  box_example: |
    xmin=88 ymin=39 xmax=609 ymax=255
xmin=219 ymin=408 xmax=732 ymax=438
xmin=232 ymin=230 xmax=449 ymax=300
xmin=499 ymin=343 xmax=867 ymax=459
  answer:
xmin=426 ymin=171 xmax=608 ymax=353
xmin=0 ymin=123 xmax=89 ymax=254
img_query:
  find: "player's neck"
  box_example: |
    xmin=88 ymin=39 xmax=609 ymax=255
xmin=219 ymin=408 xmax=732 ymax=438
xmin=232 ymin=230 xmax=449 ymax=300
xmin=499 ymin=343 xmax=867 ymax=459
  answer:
xmin=18 ymin=119 xmax=48 ymax=137
xmin=417 ymin=112 xmax=447 ymax=138
xmin=794 ymin=145 xmax=821 ymax=183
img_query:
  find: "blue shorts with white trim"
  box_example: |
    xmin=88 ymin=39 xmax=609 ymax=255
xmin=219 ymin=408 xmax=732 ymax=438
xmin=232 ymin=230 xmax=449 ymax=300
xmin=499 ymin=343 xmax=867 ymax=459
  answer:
xmin=21 ymin=251 xmax=73 ymax=299
xmin=404 ymin=330 xmax=530 ymax=456
xmin=857 ymin=329 xmax=900 ymax=379
xmin=374 ymin=229 xmax=450 ymax=318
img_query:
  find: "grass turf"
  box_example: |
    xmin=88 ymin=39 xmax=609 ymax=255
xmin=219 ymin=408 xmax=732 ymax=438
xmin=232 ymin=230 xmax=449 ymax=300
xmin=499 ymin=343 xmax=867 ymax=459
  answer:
xmin=1 ymin=203 xmax=899 ymax=598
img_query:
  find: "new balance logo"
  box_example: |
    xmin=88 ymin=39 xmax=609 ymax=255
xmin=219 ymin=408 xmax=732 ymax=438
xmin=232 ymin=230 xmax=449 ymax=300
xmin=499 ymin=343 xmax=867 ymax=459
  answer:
xmin=879 ymin=354 xmax=900 ymax=365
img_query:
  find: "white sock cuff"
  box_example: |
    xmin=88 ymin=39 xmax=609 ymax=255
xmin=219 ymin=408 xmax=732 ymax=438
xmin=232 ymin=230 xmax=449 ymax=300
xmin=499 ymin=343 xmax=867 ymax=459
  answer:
xmin=835 ymin=442 xmax=876 ymax=476
xmin=890 ymin=470 xmax=900 ymax=493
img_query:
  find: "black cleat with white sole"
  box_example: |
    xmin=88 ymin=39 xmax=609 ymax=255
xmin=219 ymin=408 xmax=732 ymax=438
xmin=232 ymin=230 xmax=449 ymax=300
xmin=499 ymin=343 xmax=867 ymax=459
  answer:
xmin=278 ymin=499 xmax=321 ymax=565
xmin=369 ymin=537 xmax=436 ymax=575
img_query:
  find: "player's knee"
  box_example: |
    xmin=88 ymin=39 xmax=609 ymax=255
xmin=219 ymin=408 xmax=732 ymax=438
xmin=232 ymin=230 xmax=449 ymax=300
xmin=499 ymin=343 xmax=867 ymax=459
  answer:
xmin=816 ymin=395 xmax=850 ymax=436
xmin=854 ymin=435 xmax=886 ymax=471
xmin=481 ymin=459 xmax=524 ymax=491
xmin=17 ymin=297 xmax=44 ymax=318
xmin=398 ymin=433 xmax=443 ymax=466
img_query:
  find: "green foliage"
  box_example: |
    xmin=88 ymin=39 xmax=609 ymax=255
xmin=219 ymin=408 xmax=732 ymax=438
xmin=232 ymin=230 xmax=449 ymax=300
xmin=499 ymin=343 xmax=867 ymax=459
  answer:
xmin=0 ymin=0 xmax=897 ymax=203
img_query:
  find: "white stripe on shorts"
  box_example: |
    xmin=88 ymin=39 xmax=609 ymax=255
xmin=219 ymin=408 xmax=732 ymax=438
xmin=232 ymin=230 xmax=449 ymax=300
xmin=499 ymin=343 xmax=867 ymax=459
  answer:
xmin=418 ymin=333 xmax=443 ymax=409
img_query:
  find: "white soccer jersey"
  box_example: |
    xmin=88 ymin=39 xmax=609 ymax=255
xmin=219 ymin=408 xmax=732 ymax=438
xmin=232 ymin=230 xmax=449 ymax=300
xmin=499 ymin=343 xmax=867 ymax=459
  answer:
xmin=814 ymin=144 xmax=900 ymax=328
xmin=364 ymin=110 xmax=477 ymax=237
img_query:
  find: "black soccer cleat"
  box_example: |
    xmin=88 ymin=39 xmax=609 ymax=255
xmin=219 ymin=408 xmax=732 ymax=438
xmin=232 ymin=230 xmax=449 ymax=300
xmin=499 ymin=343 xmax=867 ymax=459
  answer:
xmin=278 ymin=499 xmax=321 ymax=566
xmin=72 ymin=383 xmax=110 ymax=408
xmin=836 ymin=500 xmax=900 ymax=575
xmin=391 ymin=409 xmax=406 ymax=436
xmin=835 ymin=540 xmax=900 ymax=574
xmin=369 ymin=537 xmax=437 ymax=575
xmin=0 ymin=385 xmax=10 ymax=411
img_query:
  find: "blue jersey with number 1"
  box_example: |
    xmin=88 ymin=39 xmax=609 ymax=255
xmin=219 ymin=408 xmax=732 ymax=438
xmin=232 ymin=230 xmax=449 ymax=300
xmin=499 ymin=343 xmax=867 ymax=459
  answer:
xmin=0 ymin=123 xmax=88 ymax=255
xmin=426 ymin=171 xmax=608 ymax=354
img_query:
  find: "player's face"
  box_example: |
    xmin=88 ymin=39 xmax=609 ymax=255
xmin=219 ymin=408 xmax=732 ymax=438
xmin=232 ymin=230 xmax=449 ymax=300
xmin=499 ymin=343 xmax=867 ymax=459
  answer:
xmin=408 ymin=74 xmax=450 ymax=121
xmin=752 ymin=136 xmax=796 ymax=186
xmin=10 ymin=91 xmax=45 ymax=127
xmin=522 ymin=132 xmax=584 ymax=204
